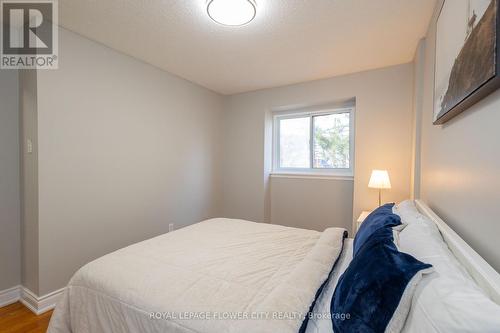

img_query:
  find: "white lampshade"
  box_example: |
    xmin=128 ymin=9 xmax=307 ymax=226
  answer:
xmin=368 ymin=170 xmax=391 ymax=189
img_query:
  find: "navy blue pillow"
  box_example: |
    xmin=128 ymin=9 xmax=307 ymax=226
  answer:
xmin=353 ymin=203 xmax=401 ymax=256
xmin=331 ymin=227 xmax=432 ymax=333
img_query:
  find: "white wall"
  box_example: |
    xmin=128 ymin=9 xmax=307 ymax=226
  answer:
xmin=27 ymin=28 xmax=224 ymax=295
xmin=270 ymin=177 xmax=353 ymax=232
xmin=415 ymin=0 xmax=500 ymax=271
xmin=0 ymin=70 xmax=21 ymax=291
xmin=411 ymin=40 xmax=426 ymax=199
xmin=19 ymin=70 xmax=40 ymax=294
xmin=222 ymin=64 xmax=414 ymax=232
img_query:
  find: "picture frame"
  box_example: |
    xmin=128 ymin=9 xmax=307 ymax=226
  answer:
xmin=434 ymin=0 xmax=500 ymax=125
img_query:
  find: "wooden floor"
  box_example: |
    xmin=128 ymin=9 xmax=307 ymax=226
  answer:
xmin=0 ymin=302 xmax=52 ymax=333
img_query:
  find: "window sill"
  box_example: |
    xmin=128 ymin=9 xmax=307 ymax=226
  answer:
xmin=270 ymin=172 xmax=354 ymax=181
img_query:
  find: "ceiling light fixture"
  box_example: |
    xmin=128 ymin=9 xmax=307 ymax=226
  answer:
xmin=207 ymin=0 xmax=257 ymax=26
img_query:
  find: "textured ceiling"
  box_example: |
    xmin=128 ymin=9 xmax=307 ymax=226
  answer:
xmin=59 ymin=0 xmax=436 ymax=95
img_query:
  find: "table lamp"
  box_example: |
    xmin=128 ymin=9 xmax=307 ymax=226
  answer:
xmin=368 ymin=170 xmax=391 ymax=206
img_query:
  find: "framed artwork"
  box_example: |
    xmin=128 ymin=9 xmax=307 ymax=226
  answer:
xmin=434 ymin=0 xmax=500 ymax=124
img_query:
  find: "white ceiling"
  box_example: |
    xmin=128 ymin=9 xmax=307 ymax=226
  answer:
xmin=59 ymin=0 xmax=436 ymax=95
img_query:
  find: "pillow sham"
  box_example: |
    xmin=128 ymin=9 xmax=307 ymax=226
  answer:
xmin=332 ymin=227 xmax=433 ymax=333
xmin=399 ymin=216 xmax=500 ymax=332
xmin=354 ymin=203 xmax=401 ymax=256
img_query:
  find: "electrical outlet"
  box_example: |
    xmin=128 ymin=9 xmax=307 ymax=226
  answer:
xmin=27 ymin=139 xmax=33 ymax=154
xmin=169 ymin=223 xmax=174 ymax=232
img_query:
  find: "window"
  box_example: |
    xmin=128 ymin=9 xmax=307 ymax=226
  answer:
xmin=273 ymin=108 xmax=354 ymax=176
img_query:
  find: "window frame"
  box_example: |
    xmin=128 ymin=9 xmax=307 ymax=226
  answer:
xmin=272 ymin=107 xmax=355 ymax=178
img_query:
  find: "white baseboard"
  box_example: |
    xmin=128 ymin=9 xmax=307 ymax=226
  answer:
xmin=20 ymin=287 xmax=65 ymax=315
xmin=0 ymin=285 xmax=21 ymax=307
xmin=0 ymin=285 xmax=64 ymax=314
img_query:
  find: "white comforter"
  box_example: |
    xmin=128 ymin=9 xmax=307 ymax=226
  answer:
xmin=48 ymin=218 xmax=346 ymax=333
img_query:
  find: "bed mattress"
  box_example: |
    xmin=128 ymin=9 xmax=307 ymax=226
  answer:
xmin=48 ymin=218 xmax=347 ymax=333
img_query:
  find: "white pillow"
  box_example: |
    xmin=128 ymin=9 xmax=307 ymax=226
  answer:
xmin=393 ymin=200 xmax=422 ymax=225
xmin=392 ymin=229 xmax=401 ymax=249
xmin=399 ymin=216 xmax=500 ymax=332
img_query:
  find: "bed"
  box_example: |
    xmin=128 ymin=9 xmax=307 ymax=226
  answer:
xmin=47 ymin=200 xmax=500 ymax=333
xmin=47 ymin=218 xmax=347 ymax=333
